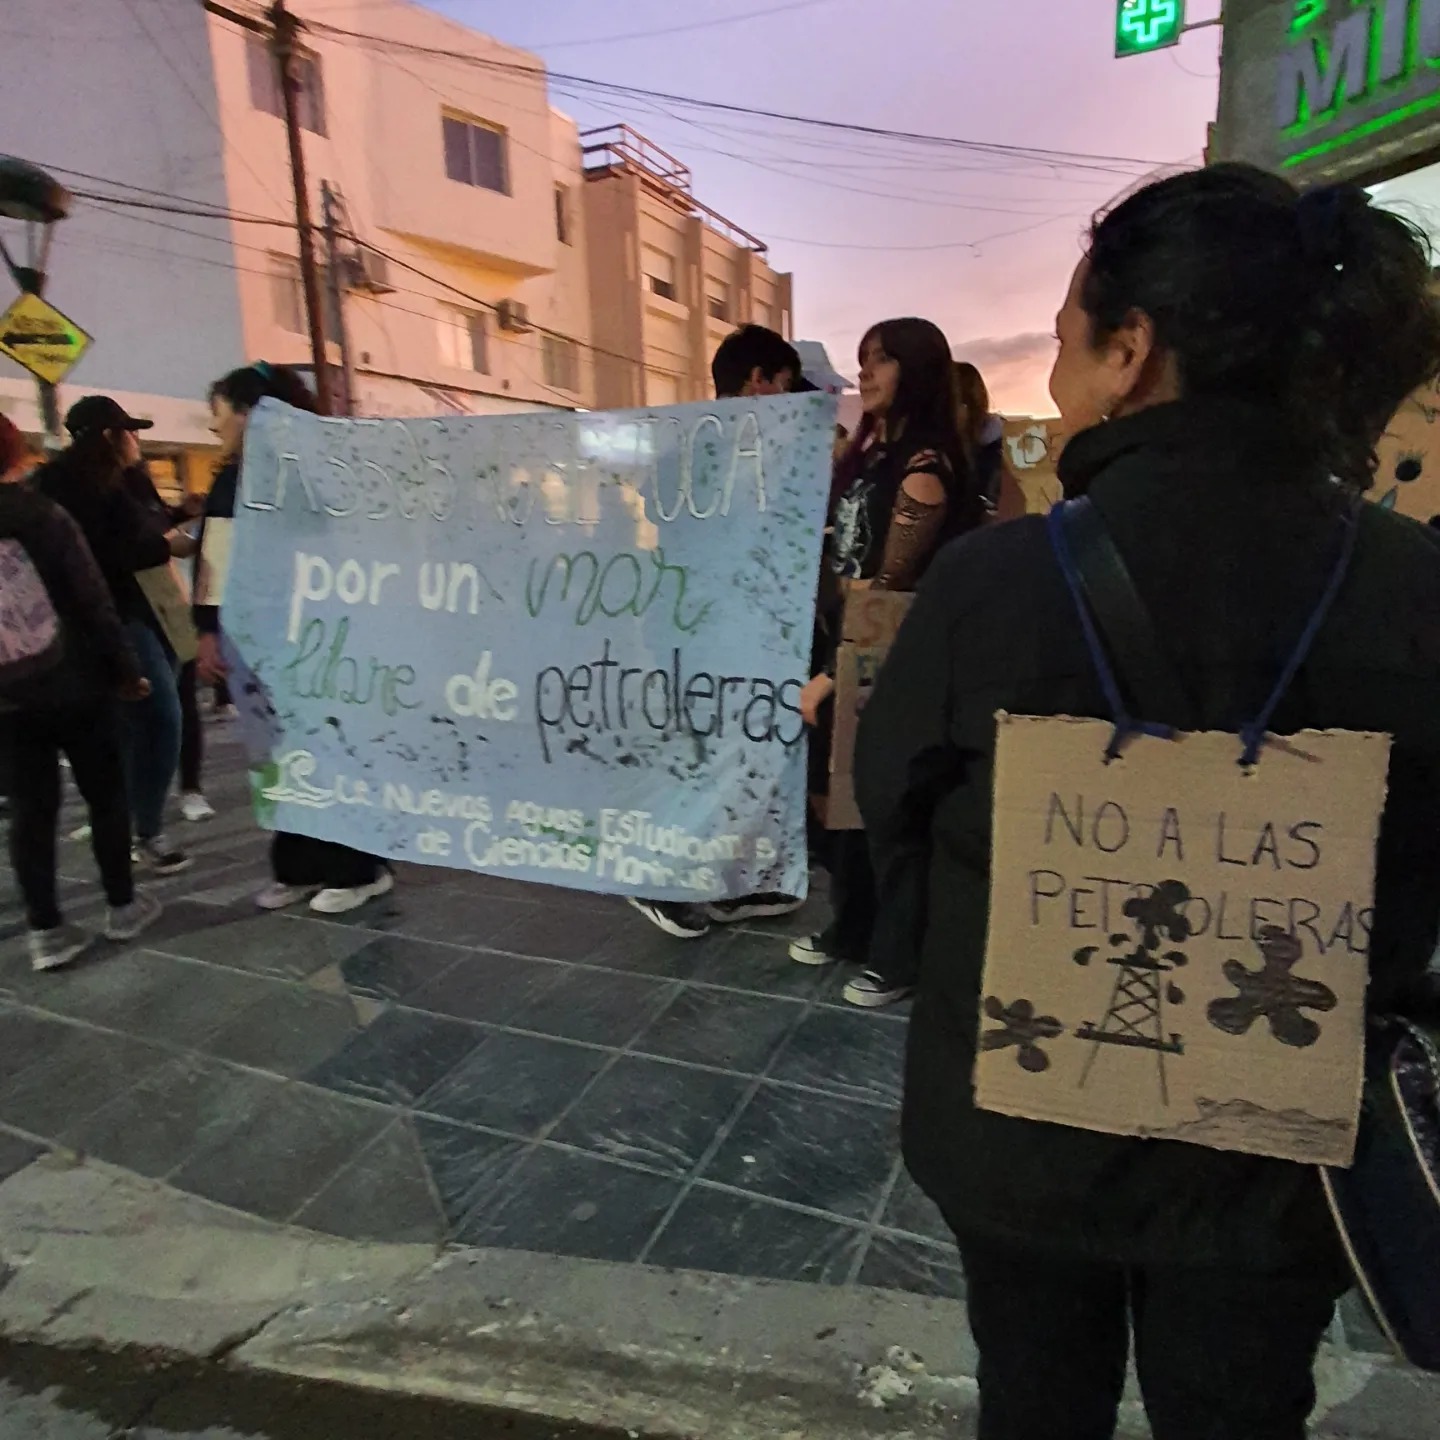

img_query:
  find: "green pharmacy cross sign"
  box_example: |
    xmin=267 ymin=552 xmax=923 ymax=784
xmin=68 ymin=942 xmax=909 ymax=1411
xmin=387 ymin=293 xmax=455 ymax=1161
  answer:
xmin=1116 ymin=0 xmax=1186 ymax=57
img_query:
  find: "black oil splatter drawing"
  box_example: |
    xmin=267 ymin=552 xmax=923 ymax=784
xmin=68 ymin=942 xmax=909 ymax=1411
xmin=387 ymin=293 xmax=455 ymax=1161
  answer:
xmin=981 ymin=998 xmax=1065 ymax=1073
xmin=1208 ymin=925 xmax=1337 ymax=1049
xmin=1074 ymin=879 xmax=1191 ymax=1104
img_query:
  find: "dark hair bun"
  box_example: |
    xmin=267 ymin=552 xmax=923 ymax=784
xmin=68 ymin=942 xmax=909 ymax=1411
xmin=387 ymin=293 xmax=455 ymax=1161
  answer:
xmin=1084 ymin=164 xmax=1440 ymax=487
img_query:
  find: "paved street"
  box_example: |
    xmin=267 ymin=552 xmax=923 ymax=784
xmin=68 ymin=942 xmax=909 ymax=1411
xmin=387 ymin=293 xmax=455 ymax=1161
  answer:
xmin=0 ymin=1341 xmax=636 ymax=1438
xmin=0 ymin=725 xmax=960 ymax=1299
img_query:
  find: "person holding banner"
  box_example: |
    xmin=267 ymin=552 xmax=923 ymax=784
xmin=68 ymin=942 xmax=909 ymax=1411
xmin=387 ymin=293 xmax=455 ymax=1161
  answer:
xmin=856 ymin=166 xmax=1440 ymax=1439
xmin=794 ymin=318 xmax=981 ymax=1008
xmin=33 ymin=398 xmax=194 ymax=879
xmin=627 ymin=325 xmax=812 ymax=940
xmin=197 ymin=362 xmax=393 ymax=916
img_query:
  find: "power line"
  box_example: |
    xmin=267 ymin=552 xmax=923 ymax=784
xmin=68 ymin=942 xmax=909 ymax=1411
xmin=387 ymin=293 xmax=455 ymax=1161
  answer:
xmin=302 ymin=17 xmax=1168 ymax=174
xmin=121 ymin=0 xmax=292 ymax=213
xmin=761 ymin=212 xmax=1081 ymax=252
xmin=70 ymin=188 xmax=295 ymax=225
xmin=67 ymin=188 xmax=644 ymax=385
xmin=517 ymin=0 xmax=838 ymax=51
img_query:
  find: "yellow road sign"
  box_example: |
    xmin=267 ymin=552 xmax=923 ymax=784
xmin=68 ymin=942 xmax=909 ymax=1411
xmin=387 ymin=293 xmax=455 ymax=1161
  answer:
xmin=0 ymin=292 xmax=92 ymax=386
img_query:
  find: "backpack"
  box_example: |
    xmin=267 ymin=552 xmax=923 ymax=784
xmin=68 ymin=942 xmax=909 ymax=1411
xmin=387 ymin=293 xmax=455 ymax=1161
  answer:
xmin=0 ymin=536 xmax=64 ymax=707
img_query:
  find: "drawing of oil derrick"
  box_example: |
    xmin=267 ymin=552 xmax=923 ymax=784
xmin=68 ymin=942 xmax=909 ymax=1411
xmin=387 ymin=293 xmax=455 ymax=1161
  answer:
xmin=1073 ymin=880 xmax=1192 ymax=1105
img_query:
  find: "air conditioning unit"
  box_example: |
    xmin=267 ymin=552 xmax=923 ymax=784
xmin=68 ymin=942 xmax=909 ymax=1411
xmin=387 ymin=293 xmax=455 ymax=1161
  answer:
xmin=346 ymin=247 xmax=395 ymax=294
xmin=497 ymin=298 xmax=532 ymax=333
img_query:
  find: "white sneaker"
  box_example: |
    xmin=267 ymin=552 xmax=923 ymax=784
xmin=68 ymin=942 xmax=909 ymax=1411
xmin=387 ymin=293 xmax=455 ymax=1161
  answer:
xmin=789 ymin=934 xmax=842 ymax=967
xmin=105 ymin=892 xmax=163 ymax=942
xmin=843 ymin=969 xmax=915 ymax=1009
xmin=180 ymin=792 xmax=215 ymax=823
xmin=27 ymin=924 xmax=94 ymax=973
xmin=309 ymin=870 xmax=395 ymax=916
xmin=255 ymin=881 xmax=319 ymax=912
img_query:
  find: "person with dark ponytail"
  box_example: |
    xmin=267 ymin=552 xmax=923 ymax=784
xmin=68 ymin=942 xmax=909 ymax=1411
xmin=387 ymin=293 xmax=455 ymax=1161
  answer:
xmin=198 ymin=362 xmax=393 ymax=915
xmin=856 ymin=165 xmax=1440 ymax=1439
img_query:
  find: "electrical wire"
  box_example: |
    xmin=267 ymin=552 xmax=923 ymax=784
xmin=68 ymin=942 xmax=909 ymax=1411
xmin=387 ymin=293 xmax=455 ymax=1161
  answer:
xmin=121 ymin=0 xmax=294 ymax=214
xmin=516 ymin=0 xmax=839 ymax=51
xmin=300 ymin=16 xmax=1170 ymax=174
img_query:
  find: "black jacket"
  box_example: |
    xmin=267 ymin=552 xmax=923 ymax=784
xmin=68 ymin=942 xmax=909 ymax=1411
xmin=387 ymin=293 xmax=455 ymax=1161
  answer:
xmin=32 ymin=450 xmax=172 ymax=627
xmin=0 ymin=483 xmax=141 ymax=700
xmin=856 ymin=399 xmax=1440 ymax=1272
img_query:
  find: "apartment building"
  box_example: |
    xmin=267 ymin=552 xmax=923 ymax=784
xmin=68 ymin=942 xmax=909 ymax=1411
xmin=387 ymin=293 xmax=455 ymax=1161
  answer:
xmin=583 ymin=127 xmax=794 ymax=409
xmin=210 ymin=0 xmax=595 ymax=422
xmin=0 ymin=1 xmax=793 ymax=481
xmin=0 ymin=0 xmax=593 ymax=479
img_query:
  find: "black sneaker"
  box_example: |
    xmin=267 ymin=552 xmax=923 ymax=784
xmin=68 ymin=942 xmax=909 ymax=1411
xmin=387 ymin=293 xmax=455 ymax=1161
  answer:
xmin=843 ymin=970 xmax=915 ymax=1009
xmin=134 ymin=836 xmax=193 ymax=877
xmin=704 ymin=894 xmax=805 ymax=924
xmin=627 ymin=897 xmax=711 ymax=939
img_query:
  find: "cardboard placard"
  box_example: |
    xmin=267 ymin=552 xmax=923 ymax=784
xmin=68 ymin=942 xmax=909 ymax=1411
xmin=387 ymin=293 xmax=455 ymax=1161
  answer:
xmin=135 ymin=563 xmax=198 ymax=665
xmin=194 ymin=517 xmax=233 ymax=609
xmin=826 ymin=588 xmax=913 ymax=830
xmin=976 ymin=715 xmax=1391 ymax=1168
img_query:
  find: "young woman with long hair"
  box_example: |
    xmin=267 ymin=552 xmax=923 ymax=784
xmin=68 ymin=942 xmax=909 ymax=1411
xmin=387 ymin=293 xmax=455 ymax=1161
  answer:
xmin=794 ymin=317 xmax=985 ymax=1008
xmin=198 ymin=362 xmax=394 ymax=915
xmin=33 ymin=396 xmax=194 ymax=877
xmin=1 ymin=412 xmax=160 ymax=969
xmin=857 ymin=164 xmax=1440 ymax=1439
xmin=954 ymin=360 xmax=1007 ymax=512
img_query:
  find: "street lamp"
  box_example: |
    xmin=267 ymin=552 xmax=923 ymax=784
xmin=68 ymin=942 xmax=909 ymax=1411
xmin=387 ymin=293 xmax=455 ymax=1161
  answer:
xmin=0 ymin=156 xmax=72 ymax=438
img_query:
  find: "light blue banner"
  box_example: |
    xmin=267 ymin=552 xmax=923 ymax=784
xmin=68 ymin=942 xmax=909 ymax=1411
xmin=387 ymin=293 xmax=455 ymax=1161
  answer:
xmin=222 ymin=393 xmax=834 ymax=901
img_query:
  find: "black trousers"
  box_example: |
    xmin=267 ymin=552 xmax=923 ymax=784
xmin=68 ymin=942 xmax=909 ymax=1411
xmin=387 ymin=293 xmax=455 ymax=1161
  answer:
xmin=178 ymin=660 xmax=203 ymax=794
xmin=271 ymin=831 xmax=386 ymax=890
xmin=4 ymin=702 xmax=134 ymax=930
xmin=957 ymin=1233 xmax=1346 ymax=1440
xmin=819 ymin=829 xmax=877 ymax=962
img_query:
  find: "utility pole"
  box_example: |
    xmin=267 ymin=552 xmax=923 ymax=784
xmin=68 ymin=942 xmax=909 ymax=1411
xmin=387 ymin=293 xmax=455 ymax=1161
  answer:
xmin=269 ymin=0 xmax=333 ymax=414
xmin=321 ymin=180 xmax=356 ymax=416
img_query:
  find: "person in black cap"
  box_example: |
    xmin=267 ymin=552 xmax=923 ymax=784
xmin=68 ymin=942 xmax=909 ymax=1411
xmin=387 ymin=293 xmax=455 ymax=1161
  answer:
xmin=32 ymin=396 xmax=194 ymax=876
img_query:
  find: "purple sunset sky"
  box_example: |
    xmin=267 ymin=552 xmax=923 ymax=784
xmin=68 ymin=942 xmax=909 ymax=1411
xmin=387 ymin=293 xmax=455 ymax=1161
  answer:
xmin=430 ymin=0 xmax=1224 ymax=415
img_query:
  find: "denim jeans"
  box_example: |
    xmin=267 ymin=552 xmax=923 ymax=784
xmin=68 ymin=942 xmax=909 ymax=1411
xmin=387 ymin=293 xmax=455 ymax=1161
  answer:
xmin=120 ymin=620 xmax=182 ymax=841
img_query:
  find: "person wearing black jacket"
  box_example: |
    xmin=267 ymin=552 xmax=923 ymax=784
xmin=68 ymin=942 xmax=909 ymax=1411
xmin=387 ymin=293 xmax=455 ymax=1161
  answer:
xmin=856 ymin=166 xmax=1440 ymax=1440
xmin=33 ymin=397 xmax=192 ymax=876
xmin=794 ymin=317 xmax=983 ymax=1009
xmin=199 ymin=362 xmax=393 ymax=915
xmin=0 ymin=415 xmax=161 ymax=970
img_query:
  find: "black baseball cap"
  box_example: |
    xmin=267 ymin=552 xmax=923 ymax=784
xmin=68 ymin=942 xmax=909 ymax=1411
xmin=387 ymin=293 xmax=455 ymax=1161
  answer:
xmin=64 ymin=395 xmax=154 ymax=437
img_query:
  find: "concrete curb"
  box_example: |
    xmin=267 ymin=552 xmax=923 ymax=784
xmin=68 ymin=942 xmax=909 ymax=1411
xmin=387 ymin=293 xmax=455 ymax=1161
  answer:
xmin=0 ymin=1157 xmax=1434 ymax=1438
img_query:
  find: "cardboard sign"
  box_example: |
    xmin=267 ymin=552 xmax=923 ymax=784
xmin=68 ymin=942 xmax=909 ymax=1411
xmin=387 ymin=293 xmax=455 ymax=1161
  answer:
xmin=195 ymin=517 xmax=233 ymax=609
xmin=826 ymin=588 xmax=913 ymax=830
xmin=1001 ymin=418 xmax=1066 ymax=516
xmin=135 ymin=563 xmax=197 ymax=664
xmin=976 ymin=715 xmax=1392 ymax=1168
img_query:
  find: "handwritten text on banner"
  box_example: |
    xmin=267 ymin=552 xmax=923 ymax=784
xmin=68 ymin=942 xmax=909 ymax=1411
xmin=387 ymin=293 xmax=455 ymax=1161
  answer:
xmin=222 ymin=394 xmax=835 ymax=900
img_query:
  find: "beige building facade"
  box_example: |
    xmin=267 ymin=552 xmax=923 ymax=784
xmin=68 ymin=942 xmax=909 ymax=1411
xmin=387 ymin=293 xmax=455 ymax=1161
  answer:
xmin=208 ymin=0 xmax=594 ymax=421
xmin=583 ymin=127 xmax=793 ymax=409
xmin=2 ymin=0 xmax=793 ymax=484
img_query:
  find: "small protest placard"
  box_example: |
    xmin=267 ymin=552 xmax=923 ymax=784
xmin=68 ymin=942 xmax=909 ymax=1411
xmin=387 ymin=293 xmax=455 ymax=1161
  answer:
xmin=826 ymin=588 xmax=913 ymax=830
xmin=975 ymin=715 xmax=1391 ymax=1167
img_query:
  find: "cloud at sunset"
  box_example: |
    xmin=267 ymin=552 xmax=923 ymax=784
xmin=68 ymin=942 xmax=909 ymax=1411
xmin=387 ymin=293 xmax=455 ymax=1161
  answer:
xmin=953 ymin=332 xmax=1060 ymax=419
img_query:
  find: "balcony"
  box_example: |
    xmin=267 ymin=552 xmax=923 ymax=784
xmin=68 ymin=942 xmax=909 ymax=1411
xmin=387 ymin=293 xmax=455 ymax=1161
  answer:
xmin=581 ymin=124 xmax=768 ymax=256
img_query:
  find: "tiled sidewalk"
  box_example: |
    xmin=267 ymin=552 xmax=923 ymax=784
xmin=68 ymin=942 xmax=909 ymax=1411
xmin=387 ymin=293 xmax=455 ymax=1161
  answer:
xmin=0 ymin=732 xmax=962 ymax=1300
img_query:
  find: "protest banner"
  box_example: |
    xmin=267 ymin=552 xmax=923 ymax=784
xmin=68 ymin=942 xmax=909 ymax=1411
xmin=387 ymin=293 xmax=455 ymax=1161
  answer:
xmin=975 ymin=715 xmax=1391 ymax=1167
xmin=221 ymin=394 xmax=835 ymax=902
xmin=825 ymin=588 xmax=913 ymax=830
